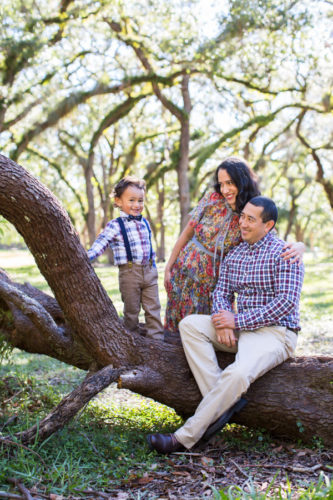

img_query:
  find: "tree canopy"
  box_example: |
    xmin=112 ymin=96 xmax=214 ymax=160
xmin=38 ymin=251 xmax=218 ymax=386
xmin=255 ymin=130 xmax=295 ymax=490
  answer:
xmin=1 ymin=0 xmax=332 ymax=253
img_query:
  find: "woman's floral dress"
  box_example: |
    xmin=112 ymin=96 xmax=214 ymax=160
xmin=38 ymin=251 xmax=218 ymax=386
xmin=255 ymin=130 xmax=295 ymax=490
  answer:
xmin=164 ymin=191 xmax=242 ymax=333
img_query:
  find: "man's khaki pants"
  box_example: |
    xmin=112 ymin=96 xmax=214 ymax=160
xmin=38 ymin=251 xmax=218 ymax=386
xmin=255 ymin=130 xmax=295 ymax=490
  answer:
xmin=175 ymin=314 xmax=297 ymax=449
xmin=118 ymin=263 xmax=163 ymax=340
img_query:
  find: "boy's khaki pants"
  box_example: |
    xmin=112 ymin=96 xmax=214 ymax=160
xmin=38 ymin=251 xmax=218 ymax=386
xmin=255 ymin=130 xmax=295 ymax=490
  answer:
xmin=175 ymin=314 xmax=297 ymax=449
xmin=118 ymin=263 xmax=163 ymax=340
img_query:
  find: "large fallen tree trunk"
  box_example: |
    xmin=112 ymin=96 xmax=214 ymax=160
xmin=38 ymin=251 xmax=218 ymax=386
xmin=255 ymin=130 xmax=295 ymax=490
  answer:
xmin=0 ymin=154 xmax=332 ymax=448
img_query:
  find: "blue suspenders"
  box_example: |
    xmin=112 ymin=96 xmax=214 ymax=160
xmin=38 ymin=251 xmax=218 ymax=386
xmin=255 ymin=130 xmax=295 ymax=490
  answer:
xmin=116 ymin=217 xmax=153 ymax=267
xmin=143 ymin=218 xmax=154 ymax=265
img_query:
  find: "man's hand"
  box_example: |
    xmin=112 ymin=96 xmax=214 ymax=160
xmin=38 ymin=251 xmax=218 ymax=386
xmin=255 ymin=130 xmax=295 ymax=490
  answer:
xmin=215 ymin=327 xmax=237 ymax=348
xmin=212 ymin=310 xmax=236 ymax=329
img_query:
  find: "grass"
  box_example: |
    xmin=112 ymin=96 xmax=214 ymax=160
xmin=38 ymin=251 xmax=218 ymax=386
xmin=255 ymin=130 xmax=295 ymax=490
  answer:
xmin=0 ymin=350 xmax=182 ymax=495
xmin=211 ymin=473 xmax=333 ymax=499
xmin=0 ymin=249 xmax=332 ymax=498
xmin=301 ymin=257 xmax=333 ymax=316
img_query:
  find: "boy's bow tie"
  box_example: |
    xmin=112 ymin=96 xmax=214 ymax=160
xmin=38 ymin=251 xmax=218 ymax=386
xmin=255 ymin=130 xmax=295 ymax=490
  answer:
xmin=128 ymin=214 xmax=142 ymax=221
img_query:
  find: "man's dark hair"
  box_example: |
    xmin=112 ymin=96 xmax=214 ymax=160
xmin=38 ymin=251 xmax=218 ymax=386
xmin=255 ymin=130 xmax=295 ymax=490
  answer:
xmin=113 ymin=175 xmax=146 ymax=198
xmin=248 ymin=196 xmax=278 ymax=225
xmin=214 ymin=157 xmax=260 ymax=213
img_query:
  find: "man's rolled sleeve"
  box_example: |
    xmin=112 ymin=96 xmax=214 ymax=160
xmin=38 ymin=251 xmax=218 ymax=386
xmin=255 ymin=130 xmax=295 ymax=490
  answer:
xmin=212 ymin=259 xmax=235 ymax=315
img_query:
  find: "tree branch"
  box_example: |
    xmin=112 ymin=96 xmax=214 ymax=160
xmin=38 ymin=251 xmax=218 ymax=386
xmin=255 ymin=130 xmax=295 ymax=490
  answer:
xmin=296 ymin=111 xmax=333 ymax=208
xmin=3 ymin=98 xmax=43 ymax=130
xmin=258 ymin=116 xmax=299 ymax=161
xmin=0 ymin=277 xmax=72 ymax=352
xmin=105 ymin=20 xmax=188 ymax=121
xmin=88 ymin=94 xmax=150 ymax=154
xmin=215 ymin=73 xmax=305 ymax=95
xmin=11 ymin=73 xmax=182 ymax=160
xmin=194 ymin=101 xmax=328 ymax=172
xmin=16 ymin=365 xmax=121 ymax=445
xmin=26 ymin=147 xmax=86 ymax=223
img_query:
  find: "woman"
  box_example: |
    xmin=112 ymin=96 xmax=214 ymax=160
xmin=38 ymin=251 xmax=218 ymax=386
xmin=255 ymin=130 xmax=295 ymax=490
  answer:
xmin=164 ymin=157 xmax=304 ymax=334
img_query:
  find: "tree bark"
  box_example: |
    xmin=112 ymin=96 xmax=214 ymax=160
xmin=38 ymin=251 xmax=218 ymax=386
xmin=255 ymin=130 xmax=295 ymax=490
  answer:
xmin=118 ymin=32 xmax=192 ymax=230
xmin=157 ymin=175 xmax=166 ymax=261
xmin=177 ymin=74 xmax=191 ymax=230
xmin=0 ymin=154 xmax=332 ymax=448
xmin=84 ymin=159 xmax=97 ymax=246
xmin=17 ymin=365 xmax=121 ymax=445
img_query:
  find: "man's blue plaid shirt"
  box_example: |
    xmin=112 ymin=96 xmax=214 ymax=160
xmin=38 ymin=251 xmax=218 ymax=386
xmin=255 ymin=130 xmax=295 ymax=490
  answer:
xmin=212 ymin=232 xmax=304 ymax=332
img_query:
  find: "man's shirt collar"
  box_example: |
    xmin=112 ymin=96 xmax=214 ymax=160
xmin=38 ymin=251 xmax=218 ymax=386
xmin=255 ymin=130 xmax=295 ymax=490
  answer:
xmin=244 ymin=232 xmax=274 ymax=251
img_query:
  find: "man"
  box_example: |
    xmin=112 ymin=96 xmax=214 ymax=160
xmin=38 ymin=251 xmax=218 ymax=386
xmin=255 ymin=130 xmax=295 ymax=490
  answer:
xmin=147 ymin=196 xmax=304 ymax=453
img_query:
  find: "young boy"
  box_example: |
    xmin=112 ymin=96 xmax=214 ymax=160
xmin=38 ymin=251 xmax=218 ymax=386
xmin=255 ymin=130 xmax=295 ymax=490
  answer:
xmin=87 ymin=176 xmax=164 ymax=341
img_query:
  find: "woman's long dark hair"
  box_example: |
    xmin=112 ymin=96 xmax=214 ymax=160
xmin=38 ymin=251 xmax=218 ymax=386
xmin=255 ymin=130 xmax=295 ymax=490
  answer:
xmin=214 ymin=157 xmax=260 ymax=213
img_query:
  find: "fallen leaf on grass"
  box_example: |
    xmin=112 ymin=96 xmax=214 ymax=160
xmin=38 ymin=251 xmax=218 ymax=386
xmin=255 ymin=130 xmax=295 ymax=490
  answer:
xmin=122 ymin=472 xmax=155 ymax=486
xmin=137 ymin=475 xmax=155 ymax=485
xmin=200 ymin=456 xmax=214 ymax=467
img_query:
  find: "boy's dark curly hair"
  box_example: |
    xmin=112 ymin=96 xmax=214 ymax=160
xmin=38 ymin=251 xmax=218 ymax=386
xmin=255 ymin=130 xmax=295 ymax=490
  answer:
xmin=113 ymin=176 xmax=146 ymax=198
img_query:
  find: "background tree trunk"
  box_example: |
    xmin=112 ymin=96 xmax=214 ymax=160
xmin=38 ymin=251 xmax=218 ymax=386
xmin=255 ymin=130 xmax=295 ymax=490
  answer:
xmin=177 ymin=74 xmax=191 ymax=230
xmin=0 ymin=154 xmax=332 ymax=448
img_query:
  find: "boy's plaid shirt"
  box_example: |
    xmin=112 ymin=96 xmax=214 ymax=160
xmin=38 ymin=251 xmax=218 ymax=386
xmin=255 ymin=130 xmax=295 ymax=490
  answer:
xmin=87 ymin=211 xmax=155 ymax=265
xmin=212 ymin=232 xmax=304 ymax=332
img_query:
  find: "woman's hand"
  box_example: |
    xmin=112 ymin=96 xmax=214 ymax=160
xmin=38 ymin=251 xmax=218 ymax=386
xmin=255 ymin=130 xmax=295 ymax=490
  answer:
xmin=164 ymin=267 xmax=172 ymax=292
xmin=281 ymin=241 xmax=306 ymax=265
xmin=164 ymin=222 xmax=194 ymax=292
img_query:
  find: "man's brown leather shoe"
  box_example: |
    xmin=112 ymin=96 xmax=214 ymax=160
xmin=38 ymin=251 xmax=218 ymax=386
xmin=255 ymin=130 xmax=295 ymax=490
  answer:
xmin=147 ymin=433 xmax=184 ymax=454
